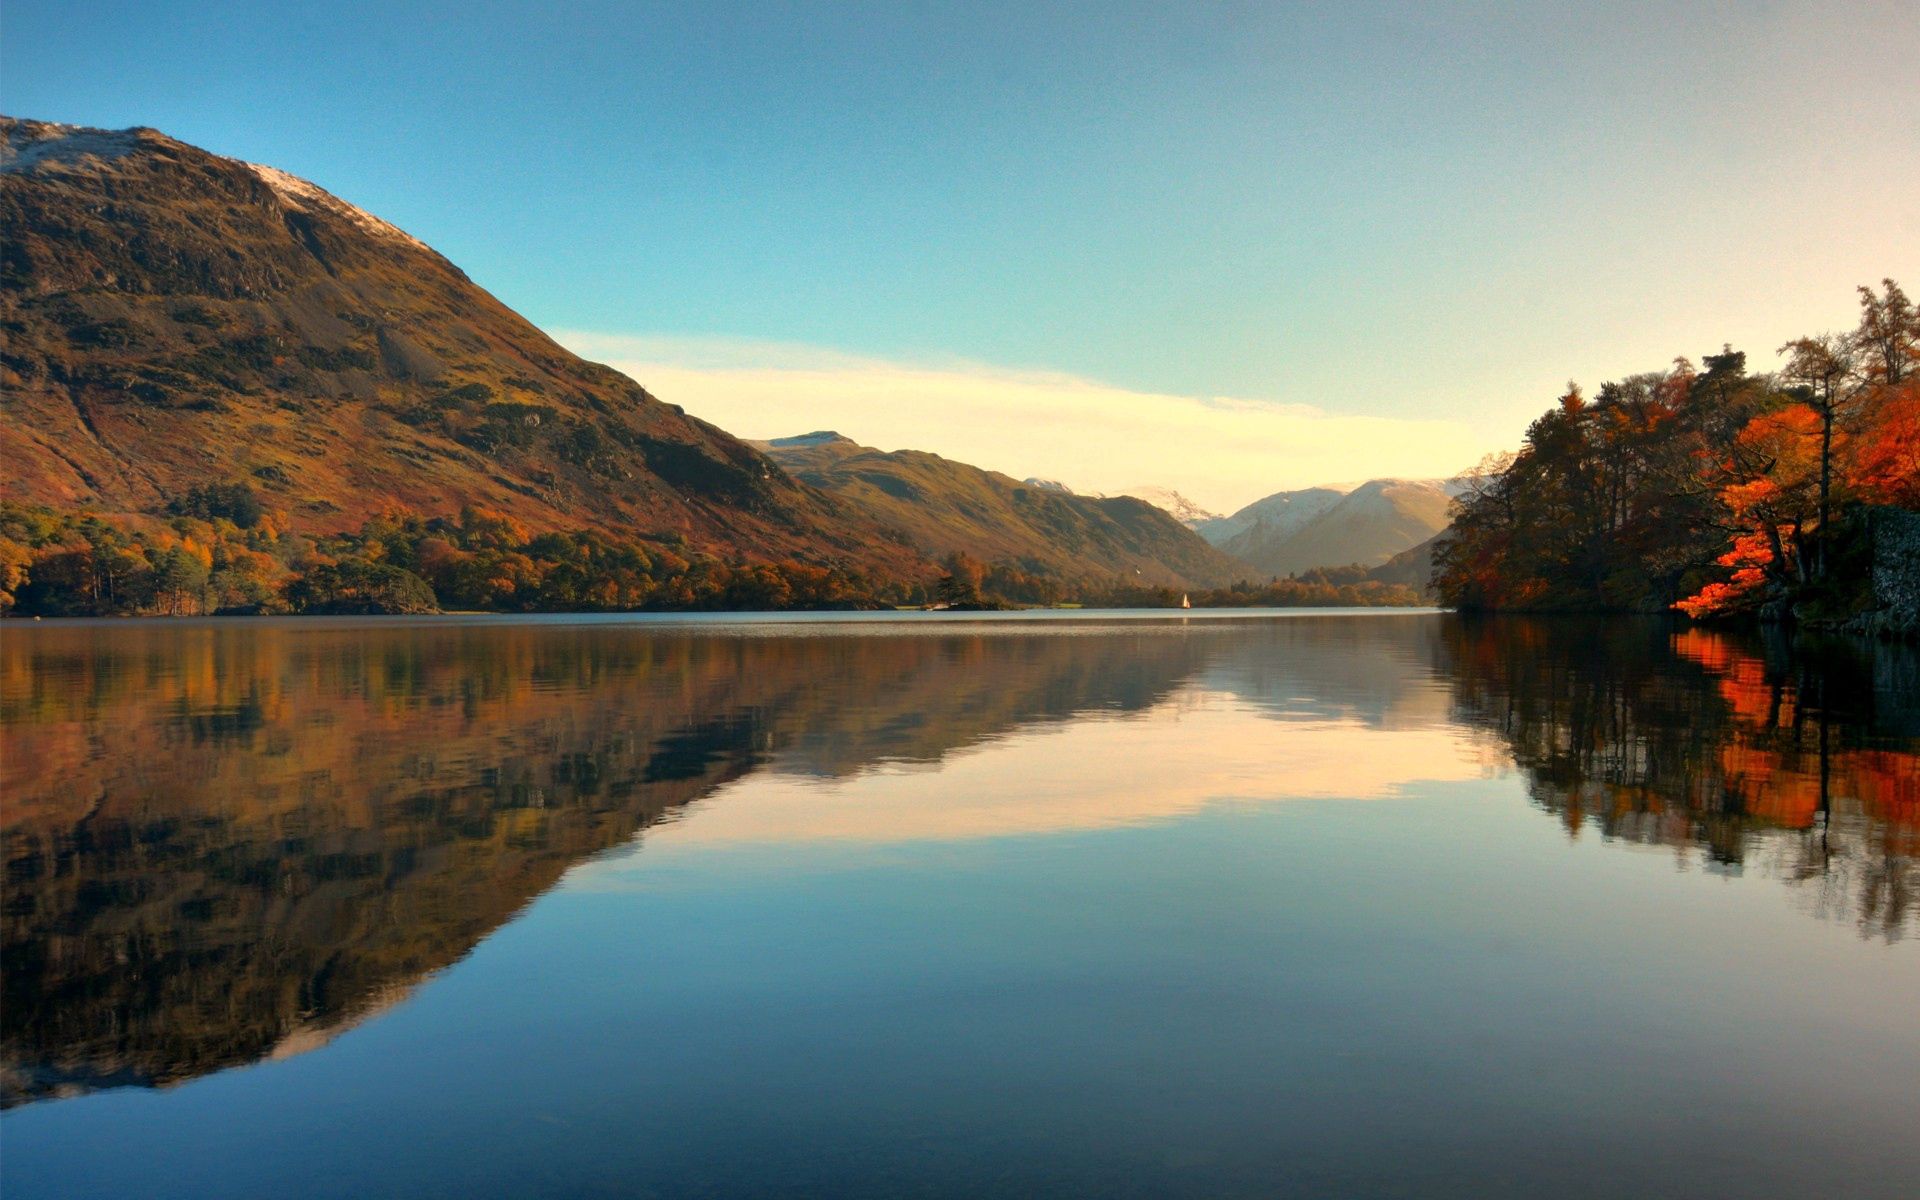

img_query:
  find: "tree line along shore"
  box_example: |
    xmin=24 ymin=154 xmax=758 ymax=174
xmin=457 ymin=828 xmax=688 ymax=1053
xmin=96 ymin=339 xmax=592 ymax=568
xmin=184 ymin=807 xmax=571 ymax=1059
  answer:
xmin=1435 ymin=279 xmax=1918 ymax=636
xmin=0 ymin=500 xmax=1423 ymax=617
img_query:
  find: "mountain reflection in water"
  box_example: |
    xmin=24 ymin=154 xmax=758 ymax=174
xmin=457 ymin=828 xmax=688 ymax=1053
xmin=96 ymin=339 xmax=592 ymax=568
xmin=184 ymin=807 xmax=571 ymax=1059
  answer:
xmin=2 ymin=614 xmax=1914 ymax=1112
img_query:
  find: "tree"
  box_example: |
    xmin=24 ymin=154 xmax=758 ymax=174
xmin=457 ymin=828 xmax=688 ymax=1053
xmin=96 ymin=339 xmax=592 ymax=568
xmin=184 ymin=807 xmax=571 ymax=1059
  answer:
xmin=169 ymin=482 xmax=266 ymax=529
xmin=0 ymin=536 xmax=29 ymax=613
xmin=1848 ymin=378 xmax=1920 ymax=507
xmin=1844 ymin=281 xmax=1920 ymax=511
xmin=1676 ymin=405 xmax=1823 ymax=616
xmin=289 ymin=559 xmax=438 ymax=615
xmin=1433 ymin=278 xmax=1916 ymax=618
xmin=936 ymin=551 xmax=986 ymax=606
xmin=1776 ymin=334 xmax=1860 ymax=581
xmin=1853 ymin=278 xmax=1918 ymax=386
xmin=151 ymin=546 xmax=210 ymax=615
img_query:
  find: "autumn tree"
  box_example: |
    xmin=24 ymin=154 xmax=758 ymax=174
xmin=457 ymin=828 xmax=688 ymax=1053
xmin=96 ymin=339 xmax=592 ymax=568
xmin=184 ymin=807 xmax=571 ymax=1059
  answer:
xmin=1776 ymin=333 xmax=1859 ymax=581
xmin=936 ymin=551 xmax=987 ymax=606
xmin=1844 ymin=281 xmax=1920 ymax=508
xmin=1435 ymin=277 xmax=1915 ymax=618
xmin=1847 ymin=376 xmax=1920 ymax=507
xmin=1853 ymin=278 xmax=1918 ymax=386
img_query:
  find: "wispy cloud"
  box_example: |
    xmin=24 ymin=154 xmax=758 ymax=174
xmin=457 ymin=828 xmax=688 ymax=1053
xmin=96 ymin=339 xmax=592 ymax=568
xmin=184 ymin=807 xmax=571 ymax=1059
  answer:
xmin=556 ymin=332 xmax=1488 ymax=513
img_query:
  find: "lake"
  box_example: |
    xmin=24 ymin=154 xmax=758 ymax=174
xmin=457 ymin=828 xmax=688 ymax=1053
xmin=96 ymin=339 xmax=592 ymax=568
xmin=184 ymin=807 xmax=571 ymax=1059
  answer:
xmin=2 ymin=611 xmax=1916 ymax=1198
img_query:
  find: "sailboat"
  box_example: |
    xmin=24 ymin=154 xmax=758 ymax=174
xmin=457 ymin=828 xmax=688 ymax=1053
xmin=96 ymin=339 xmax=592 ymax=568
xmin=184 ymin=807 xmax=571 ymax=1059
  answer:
xmin=1180 ymin=593 xmax=1191 ymax=609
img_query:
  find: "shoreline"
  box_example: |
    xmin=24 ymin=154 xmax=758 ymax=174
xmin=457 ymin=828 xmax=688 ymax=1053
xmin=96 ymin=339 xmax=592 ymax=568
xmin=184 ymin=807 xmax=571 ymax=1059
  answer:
xmin=1 ymin=606 xmax=1448 ymax=630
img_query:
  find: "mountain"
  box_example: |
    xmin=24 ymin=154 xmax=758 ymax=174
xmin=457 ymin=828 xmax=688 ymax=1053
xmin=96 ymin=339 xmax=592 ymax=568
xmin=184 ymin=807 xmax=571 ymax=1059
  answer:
xmin=753 ymin=433 xmax=1242 ymax=588
xmin=1195 ymin=485 xmax=1348 ymax=548
xmin=0 ymin=117 xmax=923 ymax=577
xmin=1123 ymin=486 xmax=1222 ymax=527
xmin=766 ymin=430 xmax=852 ymax=450
xmin=1201 ymin=479 xmax=1454 ymax=578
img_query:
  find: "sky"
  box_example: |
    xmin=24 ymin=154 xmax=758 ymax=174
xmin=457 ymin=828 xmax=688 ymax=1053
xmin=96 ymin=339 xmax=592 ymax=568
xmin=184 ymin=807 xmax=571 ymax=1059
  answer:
xmin=4 ymin=1 xmax=1916 ymax=511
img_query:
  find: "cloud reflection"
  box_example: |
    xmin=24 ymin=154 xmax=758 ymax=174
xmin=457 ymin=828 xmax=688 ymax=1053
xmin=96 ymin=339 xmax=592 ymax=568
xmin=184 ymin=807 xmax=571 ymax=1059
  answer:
xmin=650 ymin=690 xmax=1492 ymax=848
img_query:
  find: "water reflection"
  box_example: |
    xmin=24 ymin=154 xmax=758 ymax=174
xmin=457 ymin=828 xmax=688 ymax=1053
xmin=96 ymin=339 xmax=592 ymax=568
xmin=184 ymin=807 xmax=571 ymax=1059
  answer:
xmin=1 ymin=622 xmax=1220 ymax=1107
xmin=1437 ymin=619 xmax=1918 ymax=940
xmin=1 ymin=614 xmax=1914 ymax=1113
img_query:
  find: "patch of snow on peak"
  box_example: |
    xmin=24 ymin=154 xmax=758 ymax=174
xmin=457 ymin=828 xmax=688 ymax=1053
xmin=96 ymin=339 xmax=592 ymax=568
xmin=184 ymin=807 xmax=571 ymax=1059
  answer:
xmin=245 ymin=162 xmax=431 ymax=252
xmin=1123 ymin=486 xmax=1221 ymax=526
xmin=1023 ymin=478 xmax=1073 ymax=494
xmin=0 ymin=121 xmax=141 ymax=173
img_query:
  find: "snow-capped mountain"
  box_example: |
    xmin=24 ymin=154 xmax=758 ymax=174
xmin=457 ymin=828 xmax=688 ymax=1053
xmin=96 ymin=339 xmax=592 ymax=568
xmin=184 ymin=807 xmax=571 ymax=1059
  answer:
xmin=0 ymin=121 xmax=141 ymax=173
xmin=244 ymin=161 xmax=431 ymax=251
xmin=1123 ymin=486 xmax=1222 ymax=527
xmin=1192 ymin=485 xmax=1347 ymax=545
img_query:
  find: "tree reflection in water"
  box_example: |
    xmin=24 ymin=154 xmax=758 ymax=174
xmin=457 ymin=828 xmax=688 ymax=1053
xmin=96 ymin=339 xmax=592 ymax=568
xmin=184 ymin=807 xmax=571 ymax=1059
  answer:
xmin=1437 ymin=618 xmax=1916 ymax=940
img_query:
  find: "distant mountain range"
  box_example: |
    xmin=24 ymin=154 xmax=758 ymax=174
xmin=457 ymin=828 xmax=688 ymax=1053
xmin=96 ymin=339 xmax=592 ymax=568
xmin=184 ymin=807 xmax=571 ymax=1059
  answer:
xmin=1129 ymin=478 xmax=1460 ymax=581
xmin=756 ymin=433 xmax=1240 ymax=588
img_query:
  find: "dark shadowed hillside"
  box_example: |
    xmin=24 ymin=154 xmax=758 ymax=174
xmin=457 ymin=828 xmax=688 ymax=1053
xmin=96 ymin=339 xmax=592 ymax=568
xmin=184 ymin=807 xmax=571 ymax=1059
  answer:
xmin=1365 ymin=533 xmax=1443 ymax=592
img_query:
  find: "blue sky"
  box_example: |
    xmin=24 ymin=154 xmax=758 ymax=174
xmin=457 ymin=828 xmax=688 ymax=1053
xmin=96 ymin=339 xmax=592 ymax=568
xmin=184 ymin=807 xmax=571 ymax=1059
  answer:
xmin=5 ymin=2 xmax=1916 ymax=507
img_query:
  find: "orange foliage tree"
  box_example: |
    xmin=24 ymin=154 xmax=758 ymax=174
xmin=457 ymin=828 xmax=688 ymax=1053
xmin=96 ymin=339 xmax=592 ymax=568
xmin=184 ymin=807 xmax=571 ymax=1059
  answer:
xmin=1438 ymin=277 xmax=1919 ymax=618
xmin=1848 ymin=376 xmax=1920 ymax=507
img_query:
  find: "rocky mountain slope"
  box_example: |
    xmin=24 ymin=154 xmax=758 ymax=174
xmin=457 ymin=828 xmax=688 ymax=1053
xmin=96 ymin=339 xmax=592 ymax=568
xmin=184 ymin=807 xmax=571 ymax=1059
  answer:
xmin=755 ymin=433 xmax=1242 ymax=588
xmin=0 ymin=117 xmax=924 ymax=576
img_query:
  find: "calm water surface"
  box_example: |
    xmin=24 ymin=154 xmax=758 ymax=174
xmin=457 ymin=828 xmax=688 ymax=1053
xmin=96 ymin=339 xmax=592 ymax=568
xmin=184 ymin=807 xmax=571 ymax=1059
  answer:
xmin=2 ymin=611 xmax=1916 ymax=1198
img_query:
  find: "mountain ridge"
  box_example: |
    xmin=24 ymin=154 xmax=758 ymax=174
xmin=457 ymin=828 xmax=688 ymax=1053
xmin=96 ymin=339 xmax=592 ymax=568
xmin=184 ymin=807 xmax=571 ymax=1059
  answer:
xmin=1128 ymin=477 xmax=1457 ymax=579
xmin=1215 ymin=478 xmax=1453 ymax=577
xmin=755 ymin=433 xmax=1242 ymax=588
